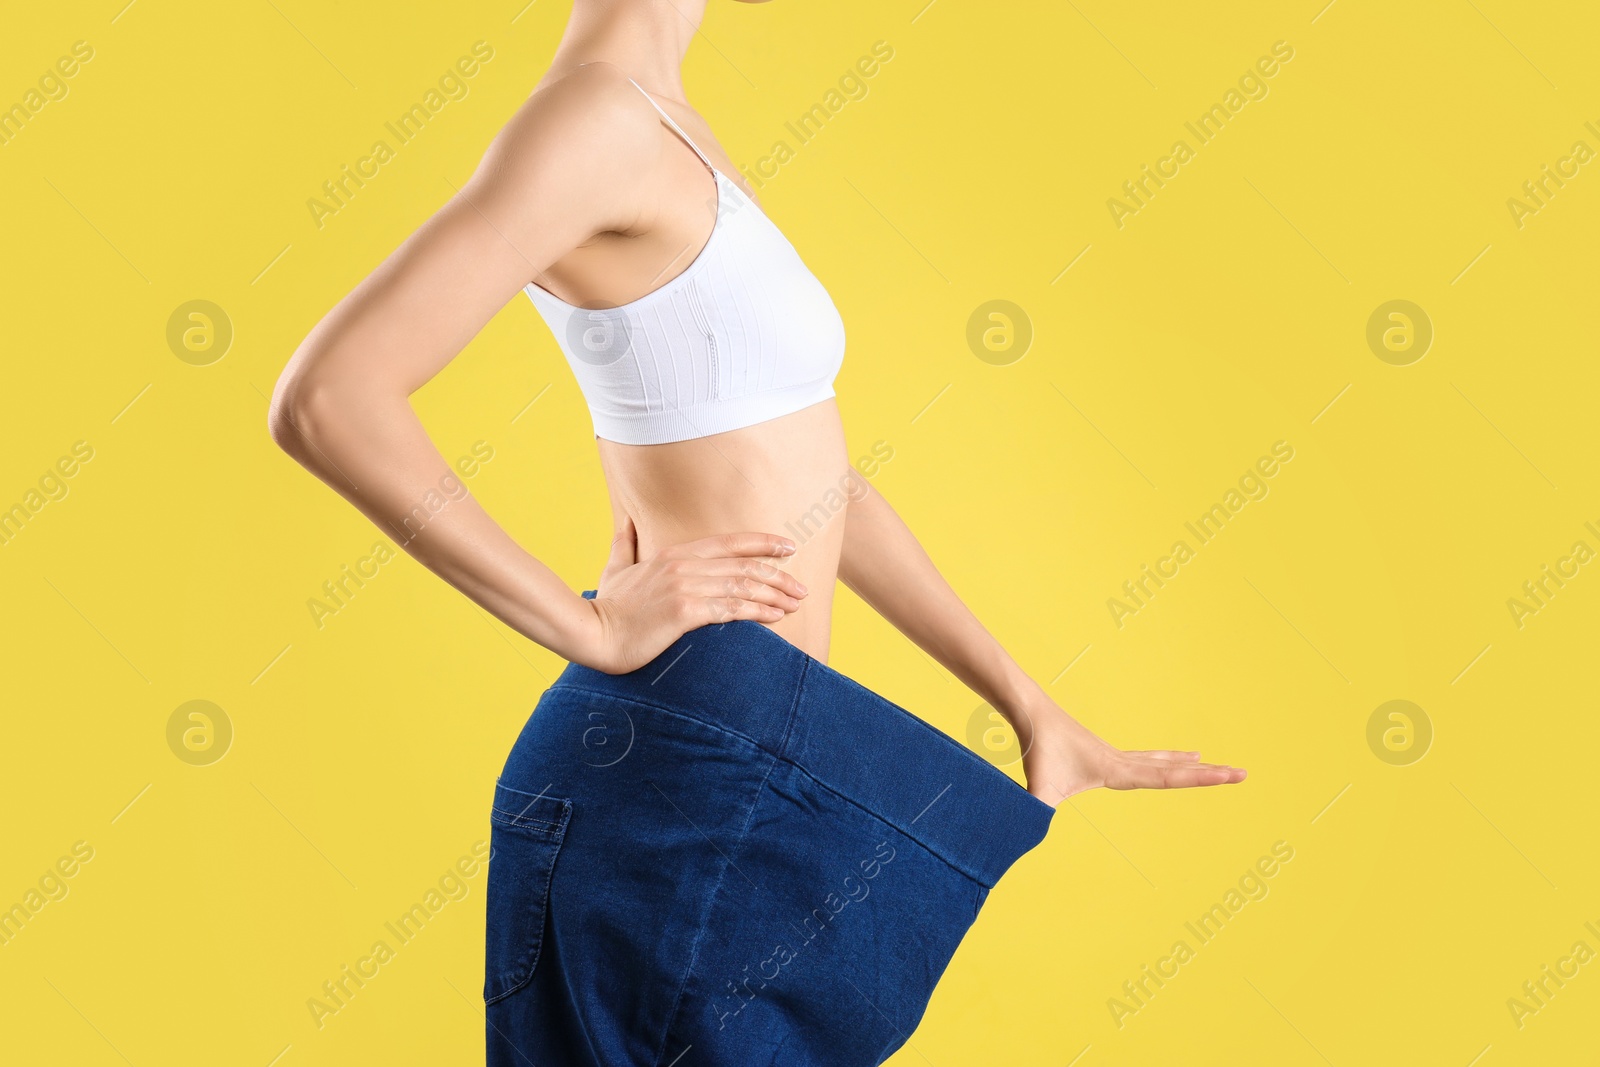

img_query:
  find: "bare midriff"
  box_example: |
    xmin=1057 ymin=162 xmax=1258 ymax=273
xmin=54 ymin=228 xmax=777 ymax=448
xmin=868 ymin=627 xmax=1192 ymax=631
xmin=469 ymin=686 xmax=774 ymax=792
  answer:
xmin=596 ymin=398 xmax=850 ymax=664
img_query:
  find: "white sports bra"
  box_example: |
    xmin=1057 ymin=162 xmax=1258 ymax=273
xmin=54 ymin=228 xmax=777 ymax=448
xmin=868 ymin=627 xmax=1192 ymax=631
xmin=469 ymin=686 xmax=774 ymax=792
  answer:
xmin=523 ymin=77 xmax=846 ymax=445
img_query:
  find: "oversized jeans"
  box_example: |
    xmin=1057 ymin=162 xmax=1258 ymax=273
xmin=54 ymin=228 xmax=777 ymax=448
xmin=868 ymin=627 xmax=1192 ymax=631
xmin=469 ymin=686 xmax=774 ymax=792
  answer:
xmin=485 ymin=600 xmax=1054 ymax=1066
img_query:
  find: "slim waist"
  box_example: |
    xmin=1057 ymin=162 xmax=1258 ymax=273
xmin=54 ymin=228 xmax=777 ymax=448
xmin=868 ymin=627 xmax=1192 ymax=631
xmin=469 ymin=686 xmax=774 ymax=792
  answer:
xmin=555 ymin=602 xmax=1054 ymax=887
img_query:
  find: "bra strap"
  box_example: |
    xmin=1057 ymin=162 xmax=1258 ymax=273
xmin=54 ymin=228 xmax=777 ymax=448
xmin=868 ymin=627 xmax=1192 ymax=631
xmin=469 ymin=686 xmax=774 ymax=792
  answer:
xmin=625 ymin=76 xmax=715 ymax=171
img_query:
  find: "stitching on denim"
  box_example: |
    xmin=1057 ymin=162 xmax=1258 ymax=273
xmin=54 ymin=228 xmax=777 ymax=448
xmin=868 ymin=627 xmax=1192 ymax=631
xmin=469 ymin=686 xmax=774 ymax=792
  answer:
xmin=489 ymin=811 xmax=560 ymax=828
xmin=546 ymin=682 xmax=995 ymax=887
xmin=775 ymin=655 xmax=808 ymax=759
xmin=648 ymin=735 xmax=784 ymax=1066
xmin=489 ymin=793 xmax=571 ymax=834
xmin=488 ymin=808 xmax=564 ymax=833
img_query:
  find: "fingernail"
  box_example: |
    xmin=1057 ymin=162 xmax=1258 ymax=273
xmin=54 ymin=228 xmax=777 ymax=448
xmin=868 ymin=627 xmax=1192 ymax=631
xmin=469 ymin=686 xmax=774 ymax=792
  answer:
xmin=779 ymin=540 xmax=796 ymax=553
xmin=795 ymin=582 xmax=808 ymax=594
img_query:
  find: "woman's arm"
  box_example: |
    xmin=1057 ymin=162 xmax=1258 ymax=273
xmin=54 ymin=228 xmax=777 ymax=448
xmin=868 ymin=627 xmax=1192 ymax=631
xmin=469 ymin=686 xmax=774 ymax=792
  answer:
xmin=838 ymin=474 xmax=1245 ymax=806
xmin=269 ymin=64 xmax=805 ymax=673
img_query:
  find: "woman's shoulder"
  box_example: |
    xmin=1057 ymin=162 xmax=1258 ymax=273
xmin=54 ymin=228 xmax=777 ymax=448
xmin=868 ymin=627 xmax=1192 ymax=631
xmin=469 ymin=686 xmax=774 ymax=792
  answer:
xmin=505 ymin=61 xmax=660 ymax=156
xmin=472 ymin=62 xmax=662 ymax=234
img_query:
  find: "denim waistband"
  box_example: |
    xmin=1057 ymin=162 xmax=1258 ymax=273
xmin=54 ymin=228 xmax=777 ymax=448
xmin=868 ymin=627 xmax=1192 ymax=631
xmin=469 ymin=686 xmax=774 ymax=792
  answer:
xmin=560 ymin=594 xmax=1055 ymax=887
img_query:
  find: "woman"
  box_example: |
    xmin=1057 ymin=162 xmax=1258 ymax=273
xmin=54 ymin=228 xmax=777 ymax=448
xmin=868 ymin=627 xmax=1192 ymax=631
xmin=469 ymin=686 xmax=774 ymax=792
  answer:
xmin=269 ymin=1 xmax=1246 ymax=1063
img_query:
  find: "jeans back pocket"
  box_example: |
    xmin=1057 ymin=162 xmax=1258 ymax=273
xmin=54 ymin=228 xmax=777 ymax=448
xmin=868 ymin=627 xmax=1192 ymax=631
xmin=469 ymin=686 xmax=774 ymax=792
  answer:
xmin=484 ymin=781 xmax=572 ymax=1005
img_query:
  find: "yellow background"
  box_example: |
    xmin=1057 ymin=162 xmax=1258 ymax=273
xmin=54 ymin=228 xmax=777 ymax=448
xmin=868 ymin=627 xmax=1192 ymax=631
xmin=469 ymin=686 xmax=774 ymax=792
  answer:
xmin=3 ymin=1 xmax=1597 ymax=1063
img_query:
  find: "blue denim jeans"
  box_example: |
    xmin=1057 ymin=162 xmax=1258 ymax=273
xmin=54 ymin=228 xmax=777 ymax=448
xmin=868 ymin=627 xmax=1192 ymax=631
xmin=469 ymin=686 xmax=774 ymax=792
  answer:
xmin=485 ymin=598 xmax=1054 ymax=1066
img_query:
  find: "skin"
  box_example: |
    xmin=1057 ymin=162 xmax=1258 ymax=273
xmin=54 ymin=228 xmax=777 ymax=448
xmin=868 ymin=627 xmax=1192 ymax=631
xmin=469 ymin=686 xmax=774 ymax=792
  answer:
xmin=268 ymin=0 xmax=1245 ymax=806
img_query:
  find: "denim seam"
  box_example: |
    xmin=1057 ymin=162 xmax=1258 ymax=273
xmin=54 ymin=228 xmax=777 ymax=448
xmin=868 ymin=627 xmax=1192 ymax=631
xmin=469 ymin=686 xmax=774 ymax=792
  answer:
xmin=489 ymin=790 xmax=570 ymax=832
xmin=547 ymin=682 xmax=992 ymax=887
xmin=488 ymin=798 xmax=571 ymax=834
xmin=648 ymin=745 xmax=784 ymax=1067
xmin=488 ymin=810 xmax=564 ymax=833
xmin=776 ymin=655 xmax=808 ymax=758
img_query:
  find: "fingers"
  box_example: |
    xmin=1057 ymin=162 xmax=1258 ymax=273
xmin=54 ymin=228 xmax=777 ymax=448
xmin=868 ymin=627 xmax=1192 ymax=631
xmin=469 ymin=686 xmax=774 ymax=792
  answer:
xmin=669 ymin=531 xmax=798 ymax=561
xmin=1108 ymin=755 xmax=1246 ymax=790
xmin=1126 ymin=749 xmax=1202 ymax=762
xmin=701 ymin=595 xmax=787 ymax=626
xmin=692 ymin=558 xmax=808 ymax=599
xmin=681 ymin=575 xmax=803 ymax=614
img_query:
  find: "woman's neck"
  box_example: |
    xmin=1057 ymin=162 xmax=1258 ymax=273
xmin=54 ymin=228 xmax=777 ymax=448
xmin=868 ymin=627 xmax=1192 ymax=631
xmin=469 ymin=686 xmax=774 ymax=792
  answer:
xmin=543 ymin=0 xmax=708 ymax=102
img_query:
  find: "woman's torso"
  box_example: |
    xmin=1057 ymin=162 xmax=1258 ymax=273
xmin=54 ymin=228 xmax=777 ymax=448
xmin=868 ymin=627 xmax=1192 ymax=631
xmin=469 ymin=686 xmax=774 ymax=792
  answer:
xmin=528 ymin=68 xmax=848 ymax=662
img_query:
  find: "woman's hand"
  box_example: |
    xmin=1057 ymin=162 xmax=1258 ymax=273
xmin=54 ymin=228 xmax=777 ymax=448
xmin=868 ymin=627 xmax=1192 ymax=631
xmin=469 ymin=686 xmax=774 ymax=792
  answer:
xmin=1014 ymin=694 xmax=1247 ymax=807
xmin=576 ymin=518 xmax=808 ymax=674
